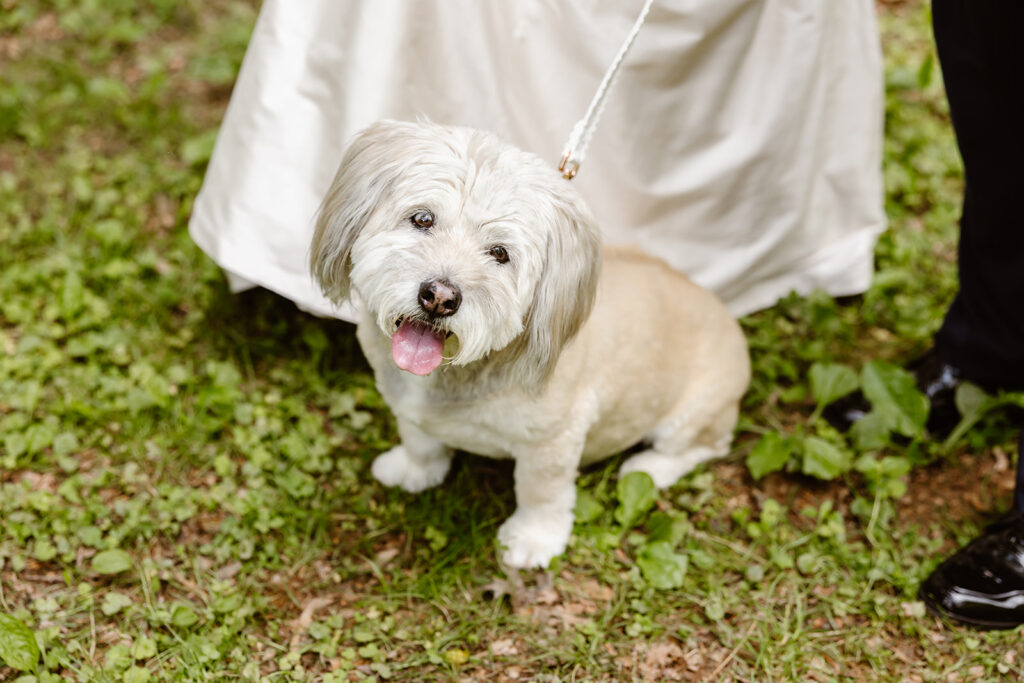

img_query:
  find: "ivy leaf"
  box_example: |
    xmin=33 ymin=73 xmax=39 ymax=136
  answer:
xmin=855 ymin=454 xmax=911 ymax=497
xmin=52 ymin=431 xmax=80 ymax=457
xmin=759 ymin=498 xmax=786 ymax=528
xmin=861 ymin=361 xmax=928 ymax=438
xmin=131 ymin=635 xmax=158 ymax=660
xmin=0 ymin=613 xmax=39 ymax=672
xmin=954 ymin=382 xmax=991 ymax=417
xmin=850 ymin=411 xmax=891 ymax=450
xmin=101 ymin=591 xmax=134 ymax=616
xmin=60 ymin=269 xmax=85 ymax=320
xmin=181 ymin=129 xmax=219 ymax=167
xmin=276 ymin=468 xmax=315 ymax=499
xmin=917 ymin=53 xmax=934 ymax=89
xmin=942 ymin=383 xmax=1016 ymax=450
xmin=746 ymin=432 xmax=794 ymax=480
xmin=800 ymin=437 xmax=852 ymax=480
xmin=773 ymin=549 xmax=796 ymax=569
xmin=212 ymin=592 xmax=243 ymax=614
xmin=636 ymin=541 xmax=688 ymax=589
xmin=3 ymin=432 xmax=27 ymax=462
xmin=124 ymin=665 xmax=152 ymax=683
xmin=92 ymin=549 xmax=133 ymax=575
xmin=171 ymin=605 xmax=199 ymax=628
xmin=574 ymin=489 xmax=603 ymax=525
xmin=614 ymin=472 xmax=658 ymax=528
xmin=91 ymin=217 xmax=127 ymax=247
xmin=809 ymin=362 xmax=859 ymax=410
xmin=645 ymin=511 xmax=689 ymax=546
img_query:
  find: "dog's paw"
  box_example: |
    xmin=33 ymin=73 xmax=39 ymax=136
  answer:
xmin=371 ymin=446 xmax=450 ymax=493
xmin=619 ymin=446 xmax=716 ymax=489
xmin=497 ymin=510 xmax=572 ymax=569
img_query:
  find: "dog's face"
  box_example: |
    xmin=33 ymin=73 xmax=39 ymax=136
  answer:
xmin=311 ymin=120 xmax=601 ymax=384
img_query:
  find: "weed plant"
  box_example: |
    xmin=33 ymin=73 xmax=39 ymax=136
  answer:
xmin=1 ymin=1 xmax=1022 ymax=680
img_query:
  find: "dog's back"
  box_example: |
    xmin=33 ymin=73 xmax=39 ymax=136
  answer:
xmin=569 ymin=244 xmax=750 ymax=468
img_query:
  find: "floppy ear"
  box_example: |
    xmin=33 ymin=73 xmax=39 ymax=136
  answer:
xmin=523 ymin=188 xmax=602 ymax=384
xmin=310 ymin=120 xmax=405 ymax=303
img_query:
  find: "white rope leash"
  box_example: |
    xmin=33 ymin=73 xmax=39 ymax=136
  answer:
xmin=559 ymin=0 xmax=655 ymax=180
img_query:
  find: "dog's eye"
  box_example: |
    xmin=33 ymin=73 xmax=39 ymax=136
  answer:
xmin=410 ymin=210 xmax=434 ymax=229
xmin=488 ymin=245 xmax=509 ymax=264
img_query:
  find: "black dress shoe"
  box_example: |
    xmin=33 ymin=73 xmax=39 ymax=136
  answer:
xmin=823 ymin=348 xmax=965 ymax=438
xmin=911 ymin=349 xmax=964 ymax=437
xmin=918 ymin=510 xmax=1024 ymax=629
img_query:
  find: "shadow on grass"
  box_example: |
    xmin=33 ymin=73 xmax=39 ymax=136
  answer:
xmin=199 ymin=280 xmax=370 ymax=378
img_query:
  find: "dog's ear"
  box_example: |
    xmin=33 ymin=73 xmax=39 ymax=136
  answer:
xmin=310 ymin=120 xmax=404 ymax=303
xmin=523 ymin=189 xmax=602 ymax=384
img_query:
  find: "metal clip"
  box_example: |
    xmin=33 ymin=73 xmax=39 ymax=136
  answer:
xmin=558 ymin=153 xmax=579 ymax=180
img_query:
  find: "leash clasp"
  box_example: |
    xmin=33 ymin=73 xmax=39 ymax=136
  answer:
xmin=558 ymin=153 xmax=579 ymax=180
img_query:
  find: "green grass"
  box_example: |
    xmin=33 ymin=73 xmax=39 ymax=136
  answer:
xmin=2 ymin=1 xmax=1024 ymax=681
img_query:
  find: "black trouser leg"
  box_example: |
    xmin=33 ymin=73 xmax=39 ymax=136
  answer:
xmin=931 ymin=1 xmax=1024 ymax=392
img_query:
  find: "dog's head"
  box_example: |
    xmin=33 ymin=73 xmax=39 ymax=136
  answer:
xmin=311 ymin=119 xmax=601 ymax=386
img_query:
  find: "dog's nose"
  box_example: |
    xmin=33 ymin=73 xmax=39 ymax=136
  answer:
xmin=418 ymin=278 xmax=462 ymax=317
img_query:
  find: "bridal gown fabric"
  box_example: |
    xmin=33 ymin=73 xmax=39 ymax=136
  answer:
xmin=189 ymin=0 xmax=885 ymax=321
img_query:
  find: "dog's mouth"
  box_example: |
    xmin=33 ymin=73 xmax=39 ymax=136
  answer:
xmin=391 ymin=317 xmax=456 ymax=376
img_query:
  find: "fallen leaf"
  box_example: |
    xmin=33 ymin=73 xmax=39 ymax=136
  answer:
xmin=288 ymin=596 xmax=334 ymax=648
xmin=638 ymin=640 xmax=685 ymax=682
xmin=490 ymin=638 xmax=518 ymax=656
xmin=216 ymin=562 xmax=242 ymax=580
xmin=375 ymin=547 xmax=399 ymax=565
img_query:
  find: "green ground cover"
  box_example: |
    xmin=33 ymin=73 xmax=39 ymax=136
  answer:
xmin=1 ymin=1 xmax=1023 ymax=680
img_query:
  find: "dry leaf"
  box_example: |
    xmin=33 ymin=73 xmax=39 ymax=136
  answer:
xmin=490 ymin=638 xmax=519 ymax=656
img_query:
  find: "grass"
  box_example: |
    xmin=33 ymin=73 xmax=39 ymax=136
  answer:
xmin=2 ymin=1 xmax=1024 ymax=680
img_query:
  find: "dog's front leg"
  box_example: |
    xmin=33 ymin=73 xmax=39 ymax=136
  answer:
xmin=498 ymin=445 xmax=580 ymax=569
xmin=371 ymin=418 xmax=454 ymax=493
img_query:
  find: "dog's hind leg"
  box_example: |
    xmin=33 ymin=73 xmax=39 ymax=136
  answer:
xmin=619 ymin=395 xmax=740 ymax=489
xmin=372 ymin=418 xmax=454 ymax=493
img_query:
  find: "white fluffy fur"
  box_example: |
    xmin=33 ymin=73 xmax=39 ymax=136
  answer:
xmin=311 ymin=120 xmax=750 ymax=569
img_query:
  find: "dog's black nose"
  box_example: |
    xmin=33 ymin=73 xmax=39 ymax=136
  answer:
xmin=418 ymin=279 xmax=462 ymax=317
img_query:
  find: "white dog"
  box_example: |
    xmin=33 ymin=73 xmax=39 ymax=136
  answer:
xmin=311 ymin=120 xmax=750 ymax=569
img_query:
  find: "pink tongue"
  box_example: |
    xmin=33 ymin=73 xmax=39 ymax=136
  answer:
xmin=391 ymin=320 xmax=445 ymax=375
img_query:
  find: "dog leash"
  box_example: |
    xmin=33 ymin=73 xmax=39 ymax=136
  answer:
xmin=558 ymin=0 xmax=655 ymax=180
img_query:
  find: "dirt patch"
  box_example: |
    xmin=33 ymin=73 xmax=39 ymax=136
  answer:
xmin=900 ymin=446 xmax=1017 ymax=534
xmin=714 ymin=436 xmax=1018 ymax=539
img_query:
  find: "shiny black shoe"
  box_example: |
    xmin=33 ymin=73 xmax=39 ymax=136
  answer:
xmin=918 ymin=510 xmax=1024 ymax=629
xmin=911 ymin=349 xmax=964 ymax=437
xmin=823 ymin=348 xmax=965 ymax=438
